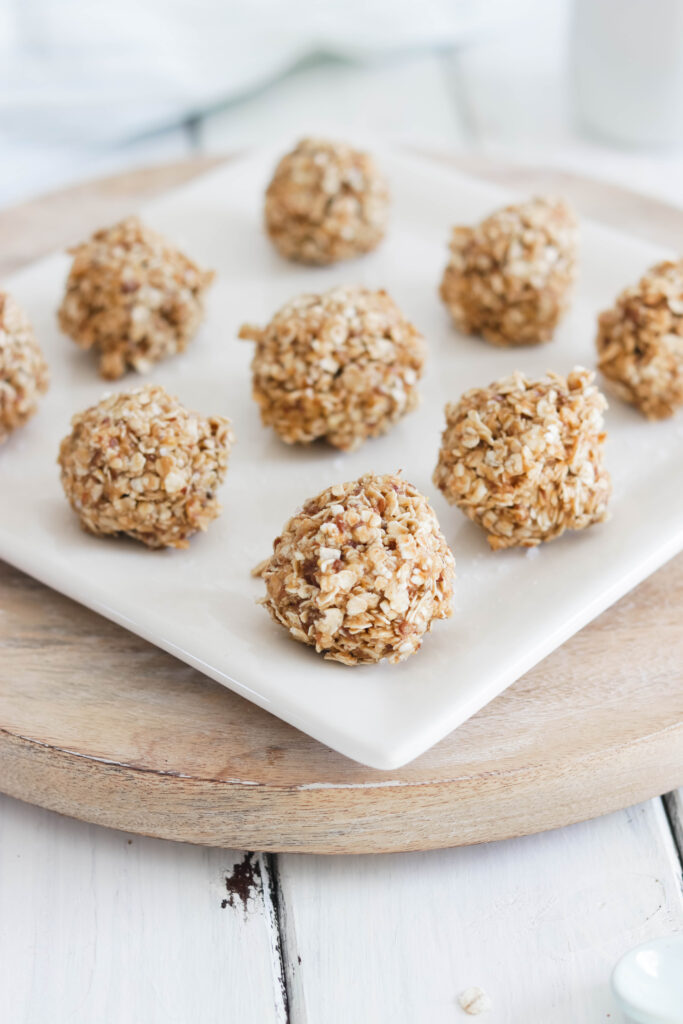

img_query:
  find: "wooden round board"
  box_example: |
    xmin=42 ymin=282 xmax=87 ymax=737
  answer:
xmin=1 ymin=155 xmax=682 ymax=854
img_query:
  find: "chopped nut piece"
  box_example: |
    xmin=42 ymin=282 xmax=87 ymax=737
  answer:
xmin=433 ymin=368 xmax=610 ymax=550
xmin=264 ymin=138 xmax=389 ymax=265
xmin=440 ymin=197 xmax=578 ymax=346
xmin=0 ymin=292 xmax=49 ymax=443
xmin=459 ymin=987 xmax=492 ymax=1015
xmin=58 ymin=384 xmax=233 ymax=549
xmin=58 ymin=216 xmax=214 ymax=379
xmin=257 ymin=472 xmax=455 ymax=665
xmin=240 ymin=286 xmax=425 ymax=452
xmin=596 ymin=259 xmax=683 ymax=418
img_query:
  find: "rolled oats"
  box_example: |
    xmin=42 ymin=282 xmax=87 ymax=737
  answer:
xmin=440 ymin=197 xmax=578 ymax=347
xmin=0 ymin=291 xmax=49 ymax=443
xmin=596 ymin=259 xmax=683 ymax=418
xmin=433 ymin=368 xmax=610 ymax=550
xmin=240 ymin=286 xmax=425 ymax=452
xmin=58 ymin=217 xmax=214 ymax=380
xmin=256 ymin=472 xmax=455 ymax=665
xmin=58 ymin=384 xmax=233 ymax=549
xmin=264 ymin=138 xmax=389 ymax=265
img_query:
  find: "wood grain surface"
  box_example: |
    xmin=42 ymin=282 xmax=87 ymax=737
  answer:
xmin=1 ymin=155 xmax=682 ymax=853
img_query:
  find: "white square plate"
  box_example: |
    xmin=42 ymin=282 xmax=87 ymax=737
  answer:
xmin=2 ymin=148 xmax=683 ymax=769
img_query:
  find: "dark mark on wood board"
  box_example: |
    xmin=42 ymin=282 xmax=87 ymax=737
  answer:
xmin=221 ymin=852 xmax=262 ymax=913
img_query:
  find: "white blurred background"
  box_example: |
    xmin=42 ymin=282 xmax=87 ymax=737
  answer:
xmin=2 ymin=0 xmax=683 ymax=207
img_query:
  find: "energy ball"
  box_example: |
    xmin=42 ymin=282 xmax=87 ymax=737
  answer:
xmin=433 ymin=368 xmax=610 ymax=550
xmin=264 ymin=138 xmax=390 ymax=265
xmin=440 ymin=197 xmax=578 ymax=347
xmin=239 ymin=286 xmax=425 ymax=452
xmin=58 ymin=216 xmax=214 ymax=380
xmin=256 ymin=473 xmax=455 ymax=665
xmin=596 ymin=260 xmax=683 ymax=419
xmin=0 ymin=292 xmax=49 ymax=443
xmin=58 ymin=384 xmax=233 ymax=549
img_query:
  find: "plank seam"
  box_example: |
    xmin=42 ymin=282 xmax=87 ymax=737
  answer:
xmin=261 ymin=853 xmax=293 ymax=1024
xmin=662 ymin=793 xmax=683 ymax=888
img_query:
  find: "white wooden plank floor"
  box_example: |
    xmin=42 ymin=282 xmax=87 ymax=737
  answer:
xmin=2 ymin=793 xmax=681 ymax=1022
xmin=0 ymin=798 xmax=287 ymax=1024
xmin=2 ymin=6 xmax=683 ymax=1019
xmin=275 ymin=802 xmax=683 ymax=1023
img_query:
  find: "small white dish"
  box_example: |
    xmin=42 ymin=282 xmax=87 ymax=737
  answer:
xmin=611 ymin=934 xmax=683 ymax=1024
xmin=1 ymin=147 xmax=683 ymax=768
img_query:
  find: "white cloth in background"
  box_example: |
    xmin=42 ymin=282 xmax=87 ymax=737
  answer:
xmin=0 ymin=0 xmax=523 ymax=144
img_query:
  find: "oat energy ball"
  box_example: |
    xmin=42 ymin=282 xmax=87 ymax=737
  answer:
xmin=433 ymin=368 xmax=610 ymax=550
xmin=597 ymin=260 xmax=683 ymax=419
xmin=58 ymin=385 xmax=233 ymax=549
xmin=440 ymin=197 xmax=578 ymax=347
xmin=58 ymin=217 xmax=214 ymax=380
xmin=264 ymin=138 xmax=390 ymax=265
xmin=240 ymin=286 xmax=425 ymax=452
xmin=0 ymin=292 xmax=49 ymax=443
xmin=257 ymin=473 xmax=455 ymax=665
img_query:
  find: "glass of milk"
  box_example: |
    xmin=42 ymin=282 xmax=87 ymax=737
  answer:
xmin=571 ymin=0 xmax=683 ymax=147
